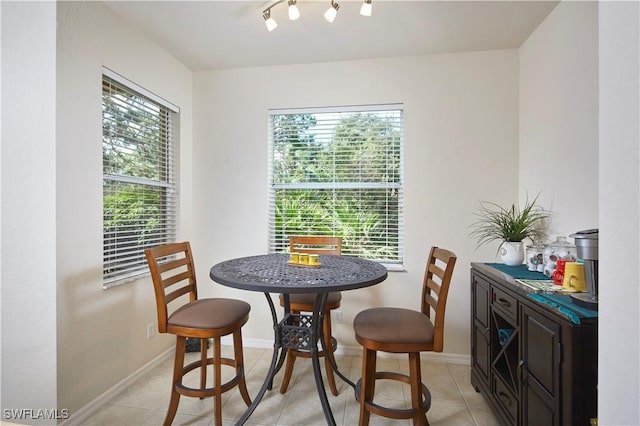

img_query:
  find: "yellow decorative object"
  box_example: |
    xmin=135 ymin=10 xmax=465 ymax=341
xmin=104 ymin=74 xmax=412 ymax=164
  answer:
xmin=287 ymin=252 xmax=321 ymax=268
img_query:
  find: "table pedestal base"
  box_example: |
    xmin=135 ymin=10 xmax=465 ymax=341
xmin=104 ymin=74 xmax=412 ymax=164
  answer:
xmin=236 ymin=292 xmax=351 ymax=426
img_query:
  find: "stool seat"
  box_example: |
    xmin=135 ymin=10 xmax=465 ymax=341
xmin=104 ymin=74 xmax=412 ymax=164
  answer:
xmin=354 ymin=307 xmax=434 ymax=353
xmin=169 ymin=298 xmax=250 ymax=333
xmin=279 ymin=292 xmax=342 ymax=309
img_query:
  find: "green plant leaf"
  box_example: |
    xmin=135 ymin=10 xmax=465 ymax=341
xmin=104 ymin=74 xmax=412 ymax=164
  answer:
xmin=469 ymin=194 xmax=551 ymax=250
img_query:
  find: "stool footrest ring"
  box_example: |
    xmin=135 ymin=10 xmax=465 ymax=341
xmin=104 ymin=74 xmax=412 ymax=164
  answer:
xmin=175 ymin=357 xmax=245 ymax=399
xmin=355 ymin=371 xmax=431 ymax=420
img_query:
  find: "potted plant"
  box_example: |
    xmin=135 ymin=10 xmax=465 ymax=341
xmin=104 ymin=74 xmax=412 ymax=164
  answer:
xmin=469 ymin=195 xmax=550 ymax=265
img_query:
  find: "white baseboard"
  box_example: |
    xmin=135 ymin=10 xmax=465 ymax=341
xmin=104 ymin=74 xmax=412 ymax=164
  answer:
xmin=64 ymin=338 xmax=469 ymax=424
xmin=226 ymin=336 xmax=471 ymax=365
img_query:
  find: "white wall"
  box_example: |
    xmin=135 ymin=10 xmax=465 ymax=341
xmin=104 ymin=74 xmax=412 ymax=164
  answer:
xmin=55 ymin=2 xmax=193 ymax=413
xmin=192 ymin=51 xmax=520 ymax=356
xmin=521 ymin=1 xmax=640 ymax=423
xmin=519 ymin=1 xmax=599 ymax=237
xmin=598 ymin=2 xmax=640 ymax=424
xmin=1 ymin=2 xmax=58 ymax=421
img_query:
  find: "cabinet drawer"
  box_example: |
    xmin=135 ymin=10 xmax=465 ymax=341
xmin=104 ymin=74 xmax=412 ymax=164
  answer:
xmin=492 ymin=286 xmax=518 ymax=319
xmin=493 ymin=374 xmax=518 ymax=423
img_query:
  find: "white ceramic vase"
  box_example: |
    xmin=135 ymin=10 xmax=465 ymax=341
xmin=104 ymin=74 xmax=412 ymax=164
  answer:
xmin=500 ymin=241 xmax=524 ymax=266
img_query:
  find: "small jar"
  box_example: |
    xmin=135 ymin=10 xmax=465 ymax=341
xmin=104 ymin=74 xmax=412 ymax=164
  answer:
xmin=525 ymin=244 xmax=544 ymax=272
xmin=543 ymin=236 xmax=577 ymax=277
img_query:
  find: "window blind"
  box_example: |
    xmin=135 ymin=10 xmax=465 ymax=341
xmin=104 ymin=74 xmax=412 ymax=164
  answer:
xmin=268 ymin=105 xmax=404 ymax=266
xmin=102 ymin=71 xmax=178 ymax=287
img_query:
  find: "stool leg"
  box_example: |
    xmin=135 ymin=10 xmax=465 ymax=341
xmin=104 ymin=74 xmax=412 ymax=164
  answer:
xmin=213 ymin=337 xmax=222 ymax=426
xmin=322 ymin=310 xmax=339 ymax=396
xmin=200 ymin=338 xmax=208 ymax=399
xmin=359 ymin=347 xmax=377 ymax=426
xmin=233 ymin=329 xmax=252 ymax=406
xmin=164 ymin=336 xmax=185 ymax=426
xmin=279 ymin=349 xmax=297 ymax=393
xmin=408 ymin=352 xmax=429 ymax=426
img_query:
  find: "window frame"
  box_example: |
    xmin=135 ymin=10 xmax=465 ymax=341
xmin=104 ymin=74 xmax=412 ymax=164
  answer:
xmin=267 ymin=104 xmax=404 ymax=269
xmin=101 ymin=67 xmax=180 ymax=288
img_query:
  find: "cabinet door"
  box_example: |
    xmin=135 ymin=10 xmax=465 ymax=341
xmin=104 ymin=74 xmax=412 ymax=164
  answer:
xmin=521 ymin=306 xmax=561 ymax=426
xmin=471 ymin=273 xmax=491 ymax=386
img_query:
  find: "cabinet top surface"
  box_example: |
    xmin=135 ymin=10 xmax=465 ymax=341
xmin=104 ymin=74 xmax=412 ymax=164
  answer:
xmin=471 ymin=262 xmax=541 ymax=291
xmin=471 ymin=262 xmax=598 ymax=324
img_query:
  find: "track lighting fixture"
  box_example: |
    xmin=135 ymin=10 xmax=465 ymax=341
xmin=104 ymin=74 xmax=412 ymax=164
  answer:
xmin=324 ymin=1 xmax=339 ymax=23
xmin=262 ymin=0 xmax=371 ymax=31
xmin=360 ymin=0 xmax=372 ymax=17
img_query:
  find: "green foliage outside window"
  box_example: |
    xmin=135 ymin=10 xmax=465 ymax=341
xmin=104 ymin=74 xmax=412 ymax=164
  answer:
xmin=102 ymin=75 xmax=175 ymax=284
xmin=270 ymin=108 xmax=403 ymax=264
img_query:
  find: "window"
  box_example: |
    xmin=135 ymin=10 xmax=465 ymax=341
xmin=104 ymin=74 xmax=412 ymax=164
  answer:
xmin=102 ymin=68 xmax=179 ymax=287
xmin=268 ymin=104 xmax=404 ymax=267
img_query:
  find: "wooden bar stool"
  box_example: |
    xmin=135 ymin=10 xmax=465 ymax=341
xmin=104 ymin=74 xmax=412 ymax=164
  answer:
xmin=353 ymin=246 xmax=457 ymax=426
xmin=278 ymin=235 xmax=342 ymax=396
xmin=145 ymin=242 xmax=252 ymax=426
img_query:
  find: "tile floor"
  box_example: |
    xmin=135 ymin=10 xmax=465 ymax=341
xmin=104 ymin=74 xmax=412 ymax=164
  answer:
xmin=79 ymin=345 xmax=499 ymax=425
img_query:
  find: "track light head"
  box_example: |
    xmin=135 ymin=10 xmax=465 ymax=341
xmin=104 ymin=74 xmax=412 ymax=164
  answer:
xmin=324 ymin=1 xmax=340 ymax=23
xmin=288 ymin=0 xmax=300 ymax=20
xmin=263 ymin=9 xmax=278 ymax=32
xmin=360 ymin=0 xmax=372 ymax=17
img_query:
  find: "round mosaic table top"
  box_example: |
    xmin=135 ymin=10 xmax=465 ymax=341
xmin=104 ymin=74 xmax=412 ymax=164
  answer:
xmin=210 ymin=253 xmax=388 ymax=294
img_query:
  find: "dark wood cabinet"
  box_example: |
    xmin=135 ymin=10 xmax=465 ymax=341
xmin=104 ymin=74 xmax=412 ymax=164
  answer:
xmin=470 ymin=263 xmax=598 ymax=426
xmin=521 ymin=305 xmax=561 ymax=425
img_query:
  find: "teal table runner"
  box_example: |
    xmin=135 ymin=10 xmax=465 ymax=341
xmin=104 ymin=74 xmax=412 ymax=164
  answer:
xmin=527 ymin=293 xmax=598 ymax=324
xmin=485 ymin=263 xmax=548 ymax=280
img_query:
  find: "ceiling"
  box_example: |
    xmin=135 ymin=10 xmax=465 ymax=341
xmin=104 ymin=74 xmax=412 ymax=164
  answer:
xmin=103 ymin=0 xmax=559 ymax=71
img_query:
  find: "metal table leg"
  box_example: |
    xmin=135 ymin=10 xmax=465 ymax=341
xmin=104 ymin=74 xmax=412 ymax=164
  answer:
xmin=310 ymin=292 xmax=336 ymax=426
xmin=235 ymin=293 xmax=284 ymax=425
